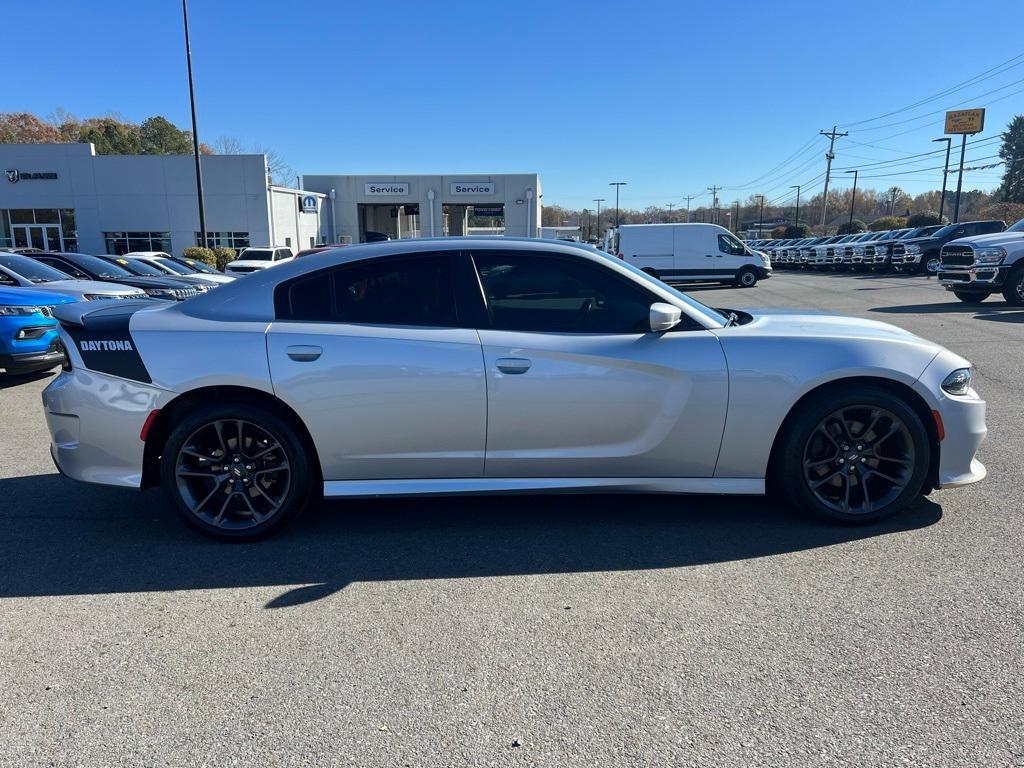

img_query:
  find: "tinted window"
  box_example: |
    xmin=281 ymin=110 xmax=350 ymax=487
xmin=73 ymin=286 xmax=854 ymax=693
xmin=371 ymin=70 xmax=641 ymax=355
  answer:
xmin=474 ymin=252 xmax=654 ymax=333
xmin=279 ymin=254 xmax=457 ymax=326
xmin=36 ymin=257 xmax=90 ymax=280
xmin=717 ymin=234 xmax=746 ymax=255
xmin=0 ymin=253 xmax=70 ymax=282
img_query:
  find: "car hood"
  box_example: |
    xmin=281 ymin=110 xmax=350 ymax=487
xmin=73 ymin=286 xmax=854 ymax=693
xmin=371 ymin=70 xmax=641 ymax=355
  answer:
xmin=0 ymin=286 xmax=78 ymax=306
xmin=227 ymin=259 xmax=279 ymax=269
xmin=101 ymin=275 xmax=195 ymax=290
xmin=947 ymin=231 xmax=1024 ymax=249
xmin=186 ymin=272 xmax=234 ymax=284
xmin=43 ymin=279 xmax=146 ymax=297
xmin=714 ymin=308 xmax=940 ymax=350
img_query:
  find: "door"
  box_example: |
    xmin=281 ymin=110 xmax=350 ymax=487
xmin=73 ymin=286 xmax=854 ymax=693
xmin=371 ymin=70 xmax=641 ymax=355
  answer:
xmin=622 ymin=227 xmax=674 ymax=274
xmin=471 ymin=250 xmax=729 ymax=478
xmin=266 ymin=251 xmax=487 ymax=480
xmin=714 ymin=231 xmax=750 ymax=277
xmin=12 ymin=224 xmax=62 ymax=251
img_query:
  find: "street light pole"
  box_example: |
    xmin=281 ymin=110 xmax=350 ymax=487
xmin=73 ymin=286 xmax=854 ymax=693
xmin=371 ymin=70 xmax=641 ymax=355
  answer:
xmin=593 ymin=198 xmax=605 ymax=240
xmin=844 ymin=170 xmax=858 ymax=230
xmin=609 ymin=182 xmax=627 ymax=227
xmin=933 ymin=137 xmax=952 ymax=223
xmin=790 ymin=185 xmax=801 ymax=228
xmin=181 ymin=0 xmax=208 ymax=250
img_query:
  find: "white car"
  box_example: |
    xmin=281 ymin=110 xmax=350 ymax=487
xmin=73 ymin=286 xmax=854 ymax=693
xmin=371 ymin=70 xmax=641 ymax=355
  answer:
xmin=123 ymin=252 xmax=235 ymax=286
xmin=43 ymin=238 xmax=987 ymax=540
xmin=224 ymin=247 xmax=294 ymax=275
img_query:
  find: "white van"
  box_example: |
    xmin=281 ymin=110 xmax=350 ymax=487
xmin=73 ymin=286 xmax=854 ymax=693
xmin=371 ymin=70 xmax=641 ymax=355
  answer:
xmin=610 ymin=223 xmax=772 ymax=287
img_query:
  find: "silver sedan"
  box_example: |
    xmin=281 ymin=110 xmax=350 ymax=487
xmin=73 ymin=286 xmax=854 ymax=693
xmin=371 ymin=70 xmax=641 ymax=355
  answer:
xmin=42 ymin=238 xmax=987 ymax=540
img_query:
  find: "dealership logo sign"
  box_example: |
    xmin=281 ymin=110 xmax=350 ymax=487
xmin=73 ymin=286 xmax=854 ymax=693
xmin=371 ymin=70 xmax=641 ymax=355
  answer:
xmin=5 ymin=169 xmax=58 ymax=183
xmin=301 ymin=194 xmax=318 ymax=213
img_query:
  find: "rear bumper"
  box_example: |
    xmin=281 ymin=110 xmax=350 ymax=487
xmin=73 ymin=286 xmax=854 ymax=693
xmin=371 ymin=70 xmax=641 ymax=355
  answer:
xmin=0 ymin=343 xmax=64 ymax=374
xmin=42 ymin=367 xmax=173 ymax=488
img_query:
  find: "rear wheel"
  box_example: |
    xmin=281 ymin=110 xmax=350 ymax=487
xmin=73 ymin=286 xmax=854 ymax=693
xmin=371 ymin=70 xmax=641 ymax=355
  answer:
xmin=776 ymin=387 xmax=930 ymax=524
xmin=160 ymin=403 xmax=314 ymax=540
xmin=735 ymin=267 xmax=758 ymax=288
xmin=953 ymin=290 xmax=991 ymax=304
xmin=1001 ymin=265 xmax=1024 ymax=306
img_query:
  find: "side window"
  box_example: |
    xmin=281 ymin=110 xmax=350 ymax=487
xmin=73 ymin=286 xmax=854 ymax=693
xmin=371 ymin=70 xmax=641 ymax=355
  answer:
xmin=473 ymin=252 xmax=655 ymax=334
xmin=39 ymin=258 xmax=87 ymax=279
xmin=278 ymin=254 xmax=457 ymax=327
xmin=717 ymin=234 xmax=745 ymax=256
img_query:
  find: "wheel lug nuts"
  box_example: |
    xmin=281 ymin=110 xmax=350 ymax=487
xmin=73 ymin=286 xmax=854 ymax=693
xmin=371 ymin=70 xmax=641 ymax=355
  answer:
xmin=838 ymin=458 xmax=845 ymax=464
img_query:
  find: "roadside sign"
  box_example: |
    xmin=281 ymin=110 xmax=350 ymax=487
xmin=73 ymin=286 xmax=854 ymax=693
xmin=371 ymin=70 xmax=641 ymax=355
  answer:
xmin=945 ymin=108 xmax=985 ymax=134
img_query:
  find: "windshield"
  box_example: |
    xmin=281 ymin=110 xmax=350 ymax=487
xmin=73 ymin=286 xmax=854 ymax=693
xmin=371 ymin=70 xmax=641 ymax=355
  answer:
xmin=930 ymin=223 xmax=966 ymax=239
xmin=240 ymin=249 xmax=274 ymax=261
xmin=1007 ymin=218 xmax=1024 ymax=233
xmin=0 ymin=253 xmax=71 ymax=282
xmin=107 ymin=256 xmax=164 ymax=276
xmin=66 ymin=253 xmax=133 ymax=278
xmin=176 ymin=258 xmax=217 ymax=274
xmin=154 ymin=258 xmax=194 ymax=275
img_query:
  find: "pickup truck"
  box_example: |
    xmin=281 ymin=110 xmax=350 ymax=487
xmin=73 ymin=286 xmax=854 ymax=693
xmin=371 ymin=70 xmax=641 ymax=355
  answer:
xmin=890 ymin=220 xmax=1005 ymax=274
xmin=938 ymin=217 xmax=1024 ymax=305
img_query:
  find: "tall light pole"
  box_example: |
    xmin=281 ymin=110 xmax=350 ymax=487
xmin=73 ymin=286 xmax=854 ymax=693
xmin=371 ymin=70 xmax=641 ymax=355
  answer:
xmin=756 ymin=194 xmax=765 ymax=235
xmin=790 ymin=185 xmax=801 ymax=228
xmin=182 ymin=0 xmax=208 ymax=250
xmin=707 ymin=185 xmax=721 ymax=224
xmin=582 ymin=208 xmax=590 ymax=240
xmin=733 ymin=200 xmax=740 ymax=233
xmin=844 ymin=170 xmax=858 ymax=231
xmin=593 ymin=198 xmax=605 ymax=240
xmin=933 ymin=137 xmax=952 ymax=223
xmin=609 ymin=182 xmax=627 ymax=227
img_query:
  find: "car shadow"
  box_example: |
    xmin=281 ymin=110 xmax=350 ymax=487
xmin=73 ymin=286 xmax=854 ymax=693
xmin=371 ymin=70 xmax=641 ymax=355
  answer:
xmin=0 ymin=369 xmax=55 ymax=390
xmin=0 ymin=473 xmax=942 ymax=608
xmin=870 ymin=301 xmax=1022 ymax=320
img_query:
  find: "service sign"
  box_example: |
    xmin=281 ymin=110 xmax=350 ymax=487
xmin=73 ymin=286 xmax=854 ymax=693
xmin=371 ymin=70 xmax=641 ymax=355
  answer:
xmin=301 ymin=194 xmax=318 ymax=213
xmin=449 ymin=182 xmax=495 ymax=196
xmin=945 ymin=109 xmax=985 ymax=135
xmin=365 ymin=182 xmax=410 ymax=196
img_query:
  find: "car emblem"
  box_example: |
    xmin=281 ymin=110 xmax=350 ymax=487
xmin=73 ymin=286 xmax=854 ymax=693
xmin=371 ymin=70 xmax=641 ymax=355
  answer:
xmin=5 ymin=169 xmax=20 ymax=183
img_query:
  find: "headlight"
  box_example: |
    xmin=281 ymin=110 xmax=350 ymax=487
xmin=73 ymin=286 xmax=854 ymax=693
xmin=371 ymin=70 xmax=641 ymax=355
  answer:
xmin=759 ymin=254 xmax=770 ymax=266
xmin=941 ymin=368 xmax=973 ymax=396
xmin=875 ymin=245 xmax=888 ymax=255
xmin=906 ymin=244 xmax=921 ymax=254
xmin=974 ymin=247 xmax=1005 ymax=265
xmin=144 ymin=288 xmax=175 ymax=298
xmin=0 ymin=305 xmax=43 ymax=316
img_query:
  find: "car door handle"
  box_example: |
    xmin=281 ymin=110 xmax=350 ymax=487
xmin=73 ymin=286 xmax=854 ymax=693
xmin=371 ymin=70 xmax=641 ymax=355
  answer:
xmin=705 ymin=254 xmax=714 ymax=257
xmin=496 ymin=357 xmax=531 ymax=374
xmin=286 ymin=345 xmax=322 ymax=362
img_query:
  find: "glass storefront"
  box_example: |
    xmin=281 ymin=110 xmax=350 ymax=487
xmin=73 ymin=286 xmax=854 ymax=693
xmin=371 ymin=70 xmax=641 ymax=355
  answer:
xmin=1 ymin=209 xmax=78 ymax=252
xmin=196 ymin=231 xmax=250 ymax=253
xmin=103 ymin=232 xmax=172 ymax=255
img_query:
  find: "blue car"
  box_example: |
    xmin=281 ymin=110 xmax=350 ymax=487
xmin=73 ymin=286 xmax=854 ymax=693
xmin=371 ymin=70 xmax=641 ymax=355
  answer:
xmin=0 ymin=287 xmax=77 ymax=375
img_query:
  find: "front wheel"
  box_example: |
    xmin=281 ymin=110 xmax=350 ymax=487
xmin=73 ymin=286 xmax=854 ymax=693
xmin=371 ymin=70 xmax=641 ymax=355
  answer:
xmin=735 ymin=267 xmax=758 ymax=288
xmin=776 ymin=387 xmax=930 ymax=524
xmin=160 ymin=403 xmax=315 ymax=540
xmin=1001 ymin=265 xmax=1024 ymax=306
xmin=953 ymin=290 xmax=991 ymax=304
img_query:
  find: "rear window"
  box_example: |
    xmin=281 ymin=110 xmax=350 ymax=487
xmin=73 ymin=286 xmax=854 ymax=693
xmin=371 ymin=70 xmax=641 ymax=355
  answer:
xmin=240 ymin=249 xmax=274 ymax=261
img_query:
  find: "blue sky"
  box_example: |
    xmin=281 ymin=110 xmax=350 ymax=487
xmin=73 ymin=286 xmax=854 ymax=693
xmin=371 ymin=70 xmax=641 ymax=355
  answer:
xmin=8 ymin=0 xmax=1022 ymax=210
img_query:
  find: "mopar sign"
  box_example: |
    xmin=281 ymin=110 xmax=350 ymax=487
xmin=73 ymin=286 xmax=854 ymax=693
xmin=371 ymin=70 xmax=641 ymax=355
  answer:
xmin=365 ymin=182 xmax=410 ymax=196
xmin=449 ymin=182 xmax=495 ymax=196
xmin=301 ymin=195 xmax=318 ymax=213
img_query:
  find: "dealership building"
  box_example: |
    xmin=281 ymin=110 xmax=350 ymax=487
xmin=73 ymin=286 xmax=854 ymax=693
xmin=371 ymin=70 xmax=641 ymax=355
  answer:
xmin=0 ymin=143 xmax=542 ymax=256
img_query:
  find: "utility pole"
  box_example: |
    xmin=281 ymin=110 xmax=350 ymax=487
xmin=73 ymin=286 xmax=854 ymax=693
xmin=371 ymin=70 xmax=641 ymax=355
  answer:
xmin=819 ymin=126 xmax=848 ymax=226
xmin=790 ymin=185 xmax=801 ymax=227
xmin=582 ymin=208 xmax=590 ymax=240
xmin=182 ymin=0 xmax=208 ymax=249
xmin=756 ymin=194 xmax=765 ymax=235
xmin=609 ymin=182 xmax=627 ymax=227
xmin=684 ymin=195 xmax=694 ymax=223
xmin=844 ymin=170 xmax=858 ymax=230
xmin=733 ymin=200 xmax=740 ymax=233
xmin=951 ymin=132 xmax=969 ymax=223
xmin=933 ymin=137 xmax=952 ymax=223
xmin=593 ymin=198 xmax=605 ymax=240
xmin=707 ymin=185 xmax=721 ymax=225
xmin=666 ymin=202 xmax=674 ymax=222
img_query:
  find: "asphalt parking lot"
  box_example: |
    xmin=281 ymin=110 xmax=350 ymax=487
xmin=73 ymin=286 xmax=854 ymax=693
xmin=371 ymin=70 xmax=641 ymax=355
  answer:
xmin=1 ymin=271 xmax=1021 ymax=767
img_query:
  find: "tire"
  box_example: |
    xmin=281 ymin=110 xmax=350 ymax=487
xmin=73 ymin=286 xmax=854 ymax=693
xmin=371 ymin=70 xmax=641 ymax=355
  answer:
xmin=775 ymin=386 xmax=930 ymax=524
xmin=953 ymin=290 xmax=991 ymax=304
xmin=1001 ymin=264 xmax=1024 ymax=306
xmin=641 ymin=267 xmax=660 ymax=279
xmin=735 ymin=267 xmax=758 ymax=288
xmin=160 ymin=403 xmax=315 ymax=541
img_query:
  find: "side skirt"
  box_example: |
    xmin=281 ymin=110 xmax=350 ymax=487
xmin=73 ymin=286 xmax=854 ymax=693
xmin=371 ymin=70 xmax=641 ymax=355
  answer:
xmin=323 ymin=477 xmax=765 ymax=498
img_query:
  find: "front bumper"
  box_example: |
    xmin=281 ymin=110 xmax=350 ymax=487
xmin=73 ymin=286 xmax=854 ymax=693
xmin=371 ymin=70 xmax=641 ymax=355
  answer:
xmin=0 ymin=341 xmax=64 ymax=374
xmin=939 ymin=264 xmax=1009 ymax=289
xmin=42 ymin=367 xmax=173 ymax=487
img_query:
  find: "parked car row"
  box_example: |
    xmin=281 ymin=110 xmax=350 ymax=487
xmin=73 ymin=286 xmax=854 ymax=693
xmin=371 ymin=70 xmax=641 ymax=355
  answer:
xmin=0 ymin=248 xmax=244 ymax=376
xmin=748 ymin=220 xmax=1007 ymax=275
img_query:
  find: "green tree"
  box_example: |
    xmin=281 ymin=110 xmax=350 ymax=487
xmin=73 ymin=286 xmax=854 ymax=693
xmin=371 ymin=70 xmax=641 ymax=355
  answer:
xmin=978 ymin=202 xmax=1024 ymax=226
xmin=836 ymin=219 xmax=867 ymax=235
xmin=996 ymin=115 xmax=1024 ymax=203
xmin=139 ymin=116 xmax=193 ymax=154
xmin=906 ymin=212 xmax=941 ymax=227
xmin=73 ymin=117 xmax=142 ymax=154
xmin=869 ymin=216 xmax=906 ymax=231
xmin=182 ymin=246 xmax=216 ymax=267
xmin=783 ymin=224 xmax=810 ymax=238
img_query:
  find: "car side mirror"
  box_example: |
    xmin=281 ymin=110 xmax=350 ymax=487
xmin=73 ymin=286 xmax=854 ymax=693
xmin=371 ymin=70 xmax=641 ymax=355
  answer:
xmin=649 ymin=302 xmax=681 ymax=332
